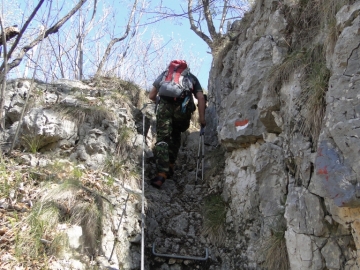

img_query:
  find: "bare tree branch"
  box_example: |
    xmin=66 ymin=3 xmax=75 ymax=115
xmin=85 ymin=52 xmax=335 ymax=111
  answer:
xmin=202 ymin=0 xmax=220 ymax=41
xmin=48 ymin=36 xmax=65 ymax=78
xmin=0 ymin=16 xmax=8 ymax=131
xmin=188 ymin=0 xmax=213 ymax=49
xmin=77 ymin=0 xmax=98 ymax=80
xmin=95 ymin=0 xmax=138 ymax=77
xmin=1 ymin=0 xmax=88 ymax=73
xmin=219 ymin=0 xmax=229 ymax=34
xmin=91 ymin=0 xmax=98 ymax=21
xmin=2 ymin=0 xmax=45 ymax=69
xmin=146 ymin=1 xmax=247 ymax=54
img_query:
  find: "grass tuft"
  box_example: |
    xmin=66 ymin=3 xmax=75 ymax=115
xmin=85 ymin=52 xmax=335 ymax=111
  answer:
xmin=267 ymin=49 xmax=307 ymax=93
xmin=260 ymin=221 xmax=289 ymax=270
xmin=15 ymin=169 xmax=107 ymax=261
xmin=89 ymin=76 xmax=146 ymax=109
xmin=103 ymin=157 xmax=126 ymax=178
xmin=268 ymin=44 xmax=330 ymax=147
xmin=297 ymin=59 xmax=330 ymax=143
xmin=286 ymin=0 xmax=353 ymax=50
xmin=202 ymin=194 xmax=227 ymax=245
xmin=21 ymin=134 xmax=43 ymax=153
xmin=54 ymin=103 xmax=115 ymax=126
xmin=18 ymin=203 xmax=64 ymax=259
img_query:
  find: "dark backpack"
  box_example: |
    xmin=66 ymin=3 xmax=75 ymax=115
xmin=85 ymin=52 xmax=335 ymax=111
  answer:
xmin=158 ymin=60 xmax=194 ymax=98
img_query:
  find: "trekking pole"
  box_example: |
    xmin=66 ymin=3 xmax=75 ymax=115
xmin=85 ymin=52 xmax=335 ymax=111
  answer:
xmin=195 ymin=126 xmax=205 ymax=185
xmin=154 ymin=95 xmax=160 ymax=113
xmin=200 ymin=126 xmax=205 ymax=184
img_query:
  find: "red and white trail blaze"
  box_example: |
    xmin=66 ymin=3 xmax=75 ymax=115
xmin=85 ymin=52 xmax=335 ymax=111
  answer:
xmin=235 ymin=119 xmax=249 ymax=131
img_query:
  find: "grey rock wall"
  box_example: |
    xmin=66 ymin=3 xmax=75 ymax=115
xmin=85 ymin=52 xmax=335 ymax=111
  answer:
xmin=1 ymin=78 xmax=151 ymax=269
xmin=206 ymin=0 xmax=360 ymax=269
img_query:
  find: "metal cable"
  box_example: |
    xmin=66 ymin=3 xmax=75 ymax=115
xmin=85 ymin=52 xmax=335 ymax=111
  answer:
xmin=108 ymin=193 xmax=130 ymax=262
xmin=141 ymin=106 xmax=146 ymax=270
xmin=140 ymin=102 xmax=151 ymax=269
xmin=108 ymin=102 xmax=151 ymax=265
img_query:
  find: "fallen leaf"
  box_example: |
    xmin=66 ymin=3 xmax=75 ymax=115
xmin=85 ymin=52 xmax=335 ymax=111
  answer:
xmin=0 ymin=227 xmax=8 ymax=235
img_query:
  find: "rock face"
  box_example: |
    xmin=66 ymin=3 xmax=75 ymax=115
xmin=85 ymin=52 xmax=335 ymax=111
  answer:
xmin=1 ymin=78 xmax=154 ymax=270
xmin=205 ymin=0 xmax=360 ymax=269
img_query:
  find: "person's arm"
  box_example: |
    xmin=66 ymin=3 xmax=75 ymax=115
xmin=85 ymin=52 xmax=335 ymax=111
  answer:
xmin=196 ymin=91 xmax=206 ymax=127
xmin=149 ymin=86 xmax=158 ymax=102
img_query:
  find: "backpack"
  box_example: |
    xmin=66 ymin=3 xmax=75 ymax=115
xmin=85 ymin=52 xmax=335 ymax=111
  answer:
xmin=158 ymin=60 xmax=194 ymax=99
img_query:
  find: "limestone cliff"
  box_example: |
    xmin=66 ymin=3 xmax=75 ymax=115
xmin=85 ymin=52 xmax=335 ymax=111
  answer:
xmin=205 ymin=0 xmax=360 ymax=269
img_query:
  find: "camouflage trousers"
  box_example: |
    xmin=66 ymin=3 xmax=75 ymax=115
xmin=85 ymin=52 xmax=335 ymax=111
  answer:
xmin=154 ymin=98 xmax=192 ymax=177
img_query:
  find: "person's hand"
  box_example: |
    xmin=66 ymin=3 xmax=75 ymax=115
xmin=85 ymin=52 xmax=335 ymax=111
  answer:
xmin=199 ymin=117 xmax=206 ymax=127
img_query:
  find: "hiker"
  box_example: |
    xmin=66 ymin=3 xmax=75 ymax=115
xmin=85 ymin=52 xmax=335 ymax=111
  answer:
xmin=149 ymin=60 xmax=206 ymax=188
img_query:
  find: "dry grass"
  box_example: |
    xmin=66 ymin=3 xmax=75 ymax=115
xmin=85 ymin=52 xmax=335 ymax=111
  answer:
xmin=286 ymin=0 xmax=355 ymax=51
xmin=70 ymin=201 xmax=102 ymax=256
xmin=116 ymin=126 xmax=133 ymax=155
xmin=1 ymin=157 xmax=114 ymax=268
xmin=0 ymin=161 xmax=22 ymax=198
xmin=268 ymin=43 xmax=329 ymax=147
xmin=18 ymin=203 xmax=65 ymax=259
xmin=260 ymin=224 xmax=289 ymax=270
xmin=114 ymin=80 xmax=145 ymax=109
xmin=54 ymin=103 xmax=115 ymax=126
xmin=16 ymin=178 xmax=106 ymax=260
xmin=296 ymin=58 xmax=330 ymax=144
xmin=202 ymin=194 xmax=227 ymax=246
xmin=321 ymin=0 xmax=354 ymax=51
xmin=103 ymin=157 xmax=127 ymax=179
xmin=89 ymin=76 xmax=147 ymax=109
xmin=21 ymin=134 xmax=44 ymax=153
xmin=267 ymin=49 xmax=308 ymax=93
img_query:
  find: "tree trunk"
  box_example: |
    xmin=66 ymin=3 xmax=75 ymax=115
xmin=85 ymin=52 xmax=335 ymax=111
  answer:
xmin=0 ymin=16 xmax=8 ymax=131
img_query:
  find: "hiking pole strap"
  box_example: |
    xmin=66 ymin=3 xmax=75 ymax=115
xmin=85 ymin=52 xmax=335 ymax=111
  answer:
xmin=195 ymin=126 xmax=205 ymax=185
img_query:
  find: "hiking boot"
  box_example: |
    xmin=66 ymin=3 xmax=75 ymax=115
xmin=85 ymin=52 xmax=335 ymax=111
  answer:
xmin=150 ymin=173 xmax=166 ymax=188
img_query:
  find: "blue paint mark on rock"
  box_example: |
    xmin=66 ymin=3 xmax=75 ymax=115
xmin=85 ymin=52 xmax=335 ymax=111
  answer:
xmin=315 ymin=140 xmax=359 ymax=207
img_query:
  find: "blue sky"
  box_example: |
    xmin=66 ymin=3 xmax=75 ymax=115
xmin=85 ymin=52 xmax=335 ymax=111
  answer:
xmin=3 ymin=0 xmax=214 ymax=88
